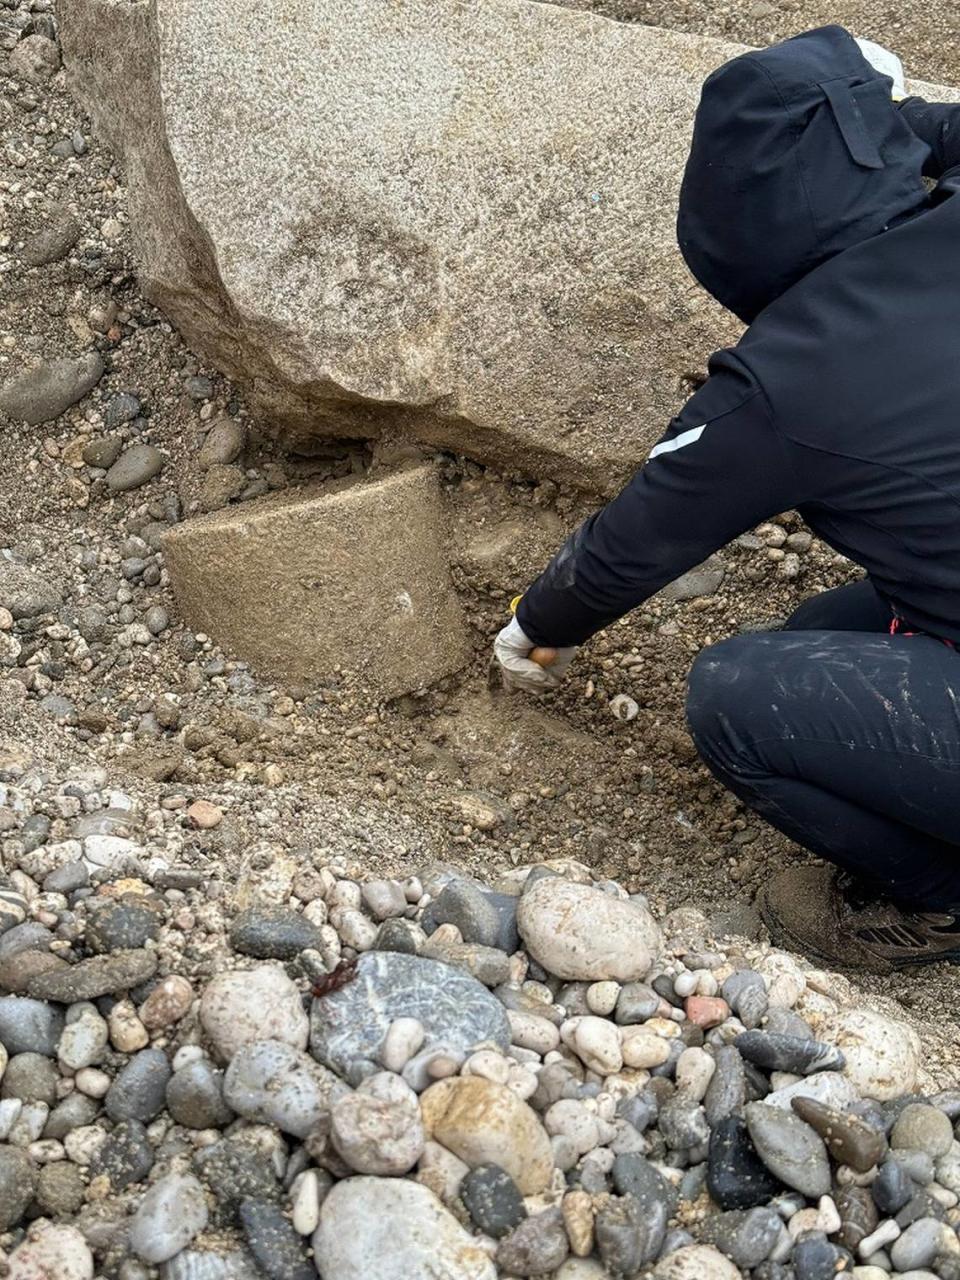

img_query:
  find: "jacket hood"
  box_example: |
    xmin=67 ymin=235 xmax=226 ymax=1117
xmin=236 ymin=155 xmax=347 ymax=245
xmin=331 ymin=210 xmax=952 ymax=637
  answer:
xmin=678 ymin=25 xmax=931 ymax=323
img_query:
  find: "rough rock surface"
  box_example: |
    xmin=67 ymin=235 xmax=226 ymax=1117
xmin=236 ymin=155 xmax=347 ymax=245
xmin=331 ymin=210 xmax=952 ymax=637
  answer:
xmin=163 ymin=465 xmax=470 ymax=699
xmin=59 ymin=0 xmax=748 ymax=490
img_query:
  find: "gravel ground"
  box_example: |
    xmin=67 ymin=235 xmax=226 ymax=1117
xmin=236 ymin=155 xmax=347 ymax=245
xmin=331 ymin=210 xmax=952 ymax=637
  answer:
xmin=1 ymin=3 xmax=960 ymax=1272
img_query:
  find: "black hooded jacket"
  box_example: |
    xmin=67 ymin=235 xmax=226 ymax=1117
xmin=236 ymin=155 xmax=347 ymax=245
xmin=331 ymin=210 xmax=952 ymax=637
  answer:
xmin=518 ymin=26 xmax=960 ymax=648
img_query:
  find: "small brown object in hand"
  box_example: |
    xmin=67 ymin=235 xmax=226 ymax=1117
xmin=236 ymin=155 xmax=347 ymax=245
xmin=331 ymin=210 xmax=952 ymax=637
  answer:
xmin=530 ymin=646 xmax=558 ymax=667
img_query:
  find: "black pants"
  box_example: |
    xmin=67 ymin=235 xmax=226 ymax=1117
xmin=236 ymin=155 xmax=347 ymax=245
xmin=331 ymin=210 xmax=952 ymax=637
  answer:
xmin=686 ymin=580 xmax=960 ymax=911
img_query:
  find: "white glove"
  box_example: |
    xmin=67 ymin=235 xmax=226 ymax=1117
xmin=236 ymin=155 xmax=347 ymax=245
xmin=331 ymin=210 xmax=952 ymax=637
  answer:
xmin=492 ymin=616 xmax=577 ymax=694
xmin=856 ymin=37 xmax=906 ymax=100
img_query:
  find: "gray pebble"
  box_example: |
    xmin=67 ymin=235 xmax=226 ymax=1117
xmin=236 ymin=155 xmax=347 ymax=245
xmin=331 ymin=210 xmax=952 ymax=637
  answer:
xmin=43 ymin=861 xmax=89 ymax=894
xmin=0 ymin=352 xmax=104 ymax=424
xmin=615 ymin=982 xmax=660 ymax=1025
xmin=596 ymin=1193 xmax=667 ymax=1274
xmin=106 ymin=393 xmax=142 ymax=428
xmin=701 ymin=1206 xmax=782 ymax=1268
xmin=0 ymin=994 xmax=64 ymax=1055
xmin=194 ymin=1139 xmax=281 ymax=1215
xmin=105 ymin=445 xmax=165 ymax=492
xmin=239 ymin=1198 xmax=315 ymax=1280
xmin=27 ymin=948 xmax=157 ymax=1001
xmin=427 ymin=879 xmax=503 ymax=949
xmin=229 ymin=907 xmax=321 ymax=960
xmin=1 ymin=1050 xmax=58 ymax=1104
xmin=0 ymin=920 xmax=54 ymax=960
xmin=21 ymin=208 xmax=81 ymax=266
xmin=890 ymin=1217 xmax=948 ymax=1272
xmin=745 ymin=1101 xmax=832 ymax=1198
xmin=43 ymin=1089 xmax=101 ymax=1139
xmin=145 ymin=606 xmax=169 ymax=636
xmin=91 ymin=1117 xmax=155 ymax=1189
xmin=0 ymin=1145 xmax=37 ymax=1229
xmin=460 ymin=1163 xmax=527 ymax=1238
xmin=86 ymin=899 xmax=162 ymax=954
xmin=0 ymin=561 xmax=62 ymax=619
xmin=166 ymin=1060 xmax=234 ymax=1130
xmin=496 ymin=1205 xmax=569 ymax=1275
xmin=106 ymin=1047 xmax=172 ymax=1123
xmin=35 ymin=1160 xmax=86 ymax=1215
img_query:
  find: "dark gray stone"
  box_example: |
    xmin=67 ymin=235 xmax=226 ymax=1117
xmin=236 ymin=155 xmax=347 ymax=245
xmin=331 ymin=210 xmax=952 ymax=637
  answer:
xmin=659 ymin=1095 xmax=710 ymax=1151
xmin=460 ymin=1164 xmax=527 ymax=1238
xmin=166 ymin=1060 xmax=234 ymax=1130
xmin=374 ymin=918 xmax=420 ymax=954
xmin=309 ymin=951 xmax=510 ymax=1077
xmin=91 ymin=1118 xmax=155 ymax=1189
xmin=86 ymin=899 xmax=162 ymax=954
xmin=194 ymin=1140 xmax=281 ymax=1217
xmin=0 ymin=920 xmax=54 ymax=960
xmin=81 ymin=436 xmax=123 ymax=470
xmin=705 ymin=1044 xmax=747 ymax=1127
xmin=105 ymin=1047 xmax=171 ymax=1122
xmin=611 ymin=1154 xmax=677 ymax=1214
xmin=872 ymin=1157 xmax=915 ymax=1215
xmin=239 ymin=1198 xmax=315 ymax=1280
xmin=614 ymin=982 xmax=660 ymax=1025
xmin=43 ymin=861 xmax=89 ymax=894
xmin=708 ymin=1116 xmax=784 ymax=1211
xmin=229 ymin=907 xmax=321 ymax=960
xmin=735 ymin=1030 xmax=845 ymax=1076
xmin=427 ymin=880 xmax=518 ymax=951
xmin=105 ymin=393 xmax=142 ymax=428
xmin=793 ymin=1231 xmax=844 ymax=1280
xmin=0 ymin=995 xmax=64 ymax=1055
xmin=721 ymin=970 xmax=768 ymax=1029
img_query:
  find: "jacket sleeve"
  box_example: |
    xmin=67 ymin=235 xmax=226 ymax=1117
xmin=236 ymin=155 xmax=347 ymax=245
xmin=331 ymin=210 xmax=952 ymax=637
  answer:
xmin=898 ymin=98 xmax=960 ymax=178
xmin=516 ymin=351 xmax=805 ymax=648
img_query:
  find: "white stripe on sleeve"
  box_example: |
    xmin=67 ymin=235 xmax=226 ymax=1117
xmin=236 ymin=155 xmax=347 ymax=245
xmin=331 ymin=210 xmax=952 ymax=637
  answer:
xmin=648 ymin=423 xmax=706 ymax=461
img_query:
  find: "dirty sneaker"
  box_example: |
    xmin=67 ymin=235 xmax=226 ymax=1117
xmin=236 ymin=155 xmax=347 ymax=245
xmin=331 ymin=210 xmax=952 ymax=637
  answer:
xmin=757 ymin=865 xmax=960 ymax=973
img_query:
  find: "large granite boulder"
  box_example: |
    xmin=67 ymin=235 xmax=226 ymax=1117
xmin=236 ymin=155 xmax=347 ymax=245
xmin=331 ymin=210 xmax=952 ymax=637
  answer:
xmin=60 ymin=0 xmax=747 ymax=492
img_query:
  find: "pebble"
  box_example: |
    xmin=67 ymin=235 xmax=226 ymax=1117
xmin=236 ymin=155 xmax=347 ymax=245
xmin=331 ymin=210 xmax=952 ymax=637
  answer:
xmin=313 ymin=1176 xmax=496 ymax=1280
xmin=791 ymin=1096 xmax=888 ymax=1172
xmin=676 ymin=1046 xmax=716 ymax=1101
xmin=200 ymin=964 xmax=309 ymax=1061
xmin=572 ymin=1015 xmax=623 ymax=1074
xmin=891 ymin=1104 xmax=955 ymax=1158
xmin=496 ymin=1205 xmax=569 ymax=1274
xmin=161 ymin=1248 xmax=264 ymax=1280
xmin=736 ymin=1030 xmax=845 ymax=1076
xmin=239 ymin=1198 xmax=315 ymax=1280
xmin=229 ymin=906 xmax=321 ymax=959
xmin=890 ymin=1218 xmax=953 ymax=1272
xmin=6 ymin=1224 xmax=93 ymax=1280
xmin=380 ymin=1016 xmax=425 ymax=1071
xmin=2 ymin=1050 xmax=58 ymax=1104
xmin=873 ymin=1157 xmax=916 ymax=1214
xmin=428 ymin=879 xmax=503 ymax=948
xmin=291 ymin=1169 xmax=325 ymax=1235
xmin=199 ymin=417 xmax=247 ymax=467
xmin=654 ymin=1245 xmax=742 ymax=1279
xmin=0 ymin=995 xmax=64 ymax=1055
xmin=621 ymin=1025 xmax=672 ymax=1069
xmin=745 ymin=1101 xmax=832 ymax=1198
xmin=596 ymin=1192 xmax=667 ymax=1274
xmin=701 ymin=1206 xmax=783 ymax=1268
xmin=166 ymin=1059 xmax=234 ymax=1129
xmin=421 ymin=1075 xmax=553 ymax=1194
xmin=792 ymin=1231 xmax=843 ymax=1280
xmin=105 ymin=444 xmax=166 ymax=492
xmin=331 ymin=1070 xmax=424 ymax=1173
xmin=109 ymin=999 xmax=150 ymax=1053
xmin=58 ymin=1004 xmax=109 ymax=1071
xmin=35 ymin=1160 xmax=86 ymax=1215
xmin=129 ymin=1171 xmax=209 ymax=1263
xmin=186 ymin=800 xmax=222 ymax=829
xmin=140 ymin=975 xmax=193 ymax=1029
xmin=821 ymin=1009 xmax=919 ymax=1101
xmin=105 ymin=1047 xmax=172 ymax=1122
xmin=194 ymin=1138 xmax=281 ymax=1210
xmin=461 ymin=1163 xmax=528 ymax=1238
xmin=224 ymin=1037 xmax=348 ymax=1137
xmin=517 ymin=877 xmax=661 ymax=982
xmin=90 ymin=1117 xmax=154 ymax=1190
xmin=615 ymin=981 xmax=660 ymax=1024
xmin=310 ymin=951 xmax=510 ymax=1077
xmin=0 ymin=1146 xmax=37 ymax=1229
xmin=27 ymin=948 xmax=158 ymax=1002
xmin=0 ymin=353 xmax=104 ymax=425
xmin=836 ymin=1185 xmax=879 ymax=1252
xmin=86 ymin=897 xmax=162 ymax=953
xmin=82 ymin=435 xmax=123 ymax=468
xmin=686 ymin=995 xmax=730 ymax=1028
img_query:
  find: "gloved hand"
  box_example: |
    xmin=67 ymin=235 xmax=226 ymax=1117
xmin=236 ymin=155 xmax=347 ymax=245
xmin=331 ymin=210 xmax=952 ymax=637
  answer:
xmin=856 ymin=37 xmax=906 ymax=100
xmin=493 ymin=616 xmax=577 ymax=694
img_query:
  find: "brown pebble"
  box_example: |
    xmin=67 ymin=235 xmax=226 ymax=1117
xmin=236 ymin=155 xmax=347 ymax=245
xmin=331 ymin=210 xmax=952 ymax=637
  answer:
xmin=187 ymin=800 xmax=223 ymax=829
xmin=685 ymin=996 xmax=730 ymax=1029
xmin=140 ymin=974 xmax=194 ymax=1030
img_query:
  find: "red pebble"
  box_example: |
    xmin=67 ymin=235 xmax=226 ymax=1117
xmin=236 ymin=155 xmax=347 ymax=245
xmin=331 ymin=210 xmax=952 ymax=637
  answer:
xmin=685 ymin=996 xmax=730 ymax=1029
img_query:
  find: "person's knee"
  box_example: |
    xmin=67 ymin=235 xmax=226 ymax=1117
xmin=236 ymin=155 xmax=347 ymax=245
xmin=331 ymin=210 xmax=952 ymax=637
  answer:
xmin=686 ymin=636 xmax=767 ymax=769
